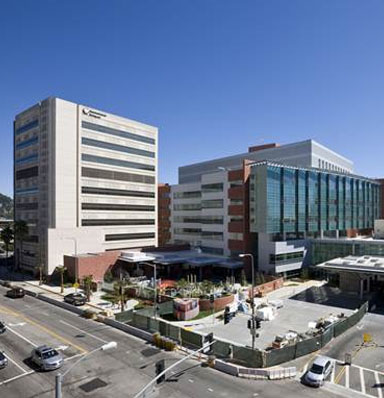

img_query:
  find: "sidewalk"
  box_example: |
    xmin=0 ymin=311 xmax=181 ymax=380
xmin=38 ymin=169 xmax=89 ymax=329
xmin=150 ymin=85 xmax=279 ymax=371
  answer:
xmin=0 ymin=266 xmax=128 ymax=314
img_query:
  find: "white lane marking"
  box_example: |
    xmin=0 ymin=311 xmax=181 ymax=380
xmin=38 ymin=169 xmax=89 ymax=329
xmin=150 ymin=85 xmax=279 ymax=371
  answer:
xmin=331 ymin=362 xmax=336 ymax=383
xmin=345 ymin=365 xmax=349 ymax=389
xmin=0 ymin=370 xmax=35 ymax=386
xmin=59 ymin=320 xmax=107 ymax=343
xmin=303 ymin=363 xmax=308 ymax=373
xmin=360 ymin=367 xmax=366 ymax=395
xmin=6 ymin=325 xmax=37 ymax=347
xmin=208 ymin=388 xmax=213 ymax=392
xmin=375 ymin=372 xmax=383 ymax=398
xmin=3 ymin=353 xmax=28 ymax=373
xmin=188 ymin=379 xmax=194 ymax=383
xmin=8 ymin=322 xmax=26 ymax=327
xmin=56 ymin=345 xmax=69 ymax=351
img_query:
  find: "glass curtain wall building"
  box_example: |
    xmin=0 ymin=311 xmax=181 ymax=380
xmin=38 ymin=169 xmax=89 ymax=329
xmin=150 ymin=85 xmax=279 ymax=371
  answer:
xmin=250 ymin=161 xmax=381 ymax=275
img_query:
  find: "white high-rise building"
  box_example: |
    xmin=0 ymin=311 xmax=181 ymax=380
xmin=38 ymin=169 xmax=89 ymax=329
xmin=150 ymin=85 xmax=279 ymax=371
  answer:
xmin=14 ymin=97 xmax=158 ymax=275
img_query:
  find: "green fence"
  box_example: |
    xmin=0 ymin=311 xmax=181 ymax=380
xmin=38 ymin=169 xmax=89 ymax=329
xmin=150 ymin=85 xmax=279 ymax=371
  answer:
xmin=126 ymin=300 xmax=368 ymax=369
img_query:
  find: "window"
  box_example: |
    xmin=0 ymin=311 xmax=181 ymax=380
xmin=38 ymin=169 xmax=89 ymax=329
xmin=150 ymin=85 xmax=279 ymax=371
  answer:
xmin=82 ymin=186 xmax=155 ymax=198
xmin=269 ymin=251 xmax=304 ymax=265
xmin=15 ymin=154 xmax=38 ymax=165
xmin=82 ymin=121 xmax=155 ymax=145
xmin=15 ymin=137 xmax=38 ymax=150
xmin=174 ymin=228 xmax=201 ymax=235
xmin=15 ymin=120 xmax=38 ymax=135
xmin=16 ymin=166 xmax=38 ymax=180
xmin=200 ymin=246 xmax=224 ymax=255
xmin=105 ymin=232 xmax=155 ymax=241
xmin=173 ymin=203 xmax=201 ymax=211
xmin=82 ymin=167 xmax=155 ymax=184
xmin=82 ymin=137 xmax=155 ymax=158
xmin=82 ymin=154 xmax=155 ymax=171
xmin=202 ymin=199 xmax=223 ymax=209
xmin=82 ymin=203 xmax=155 ymax=211
xmin=15 ymin=187 xmax=39 ymax=195
xmin=202 ymin=183 xmax=223 ymax=193
xmin=230 ymin=199 xmax=243 ymax=205
xmin=173 ymin=191 xmax=201 ymax=199
xmin=202 ymin=231 xmax=223 ymax=240
xmin=82 ymin=219 xmax=155 ymax=226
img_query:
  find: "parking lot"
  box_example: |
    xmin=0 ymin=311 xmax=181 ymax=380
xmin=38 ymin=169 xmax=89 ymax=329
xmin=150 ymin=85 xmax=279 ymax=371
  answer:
xmin=200 ymin=297 xmax=354 ymax=350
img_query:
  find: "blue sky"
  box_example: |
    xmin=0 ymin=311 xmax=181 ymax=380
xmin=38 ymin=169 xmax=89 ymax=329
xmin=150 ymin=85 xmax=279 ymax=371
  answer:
xmin=1 ymin=0 xmax=383 ymax=196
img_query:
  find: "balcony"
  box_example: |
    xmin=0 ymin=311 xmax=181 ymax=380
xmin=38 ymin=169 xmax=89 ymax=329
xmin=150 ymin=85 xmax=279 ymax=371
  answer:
xmin=228 ymin=221 xmax=243 ymax=233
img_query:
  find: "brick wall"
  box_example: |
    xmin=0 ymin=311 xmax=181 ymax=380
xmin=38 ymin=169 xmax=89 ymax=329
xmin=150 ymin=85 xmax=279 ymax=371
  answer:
xmin=249 ymin=277 xmax=284 ymax=297
xmin=64 ymin=250 xmax=121 ymax=282
xmin=199 ymin=294 xmax=234 ymax=311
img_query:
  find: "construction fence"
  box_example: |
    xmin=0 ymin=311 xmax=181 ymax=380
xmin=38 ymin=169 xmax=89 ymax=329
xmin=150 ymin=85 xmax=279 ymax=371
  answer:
xmin=125 ymin=300 xmax=368 ymax=369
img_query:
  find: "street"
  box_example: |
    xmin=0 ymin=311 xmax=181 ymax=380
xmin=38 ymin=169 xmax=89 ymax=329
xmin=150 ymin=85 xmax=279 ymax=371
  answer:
xmin=0 ymin=285 xmax=342 ymax=398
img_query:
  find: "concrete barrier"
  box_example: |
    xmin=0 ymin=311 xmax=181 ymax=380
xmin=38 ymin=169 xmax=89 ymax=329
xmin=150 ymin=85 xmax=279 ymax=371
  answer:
xmin=103 ymin=318 xmax=153 ymax=342
xmin=36 ymin=294 xmax=85 ymax=315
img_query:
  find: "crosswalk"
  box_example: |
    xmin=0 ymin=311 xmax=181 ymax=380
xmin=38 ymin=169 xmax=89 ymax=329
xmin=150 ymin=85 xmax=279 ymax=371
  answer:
xmin=301 ymin=357 xmax=384 ymax=398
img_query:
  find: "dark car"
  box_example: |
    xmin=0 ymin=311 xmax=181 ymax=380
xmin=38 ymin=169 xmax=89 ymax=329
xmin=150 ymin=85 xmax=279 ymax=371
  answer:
xmin=0 ymin=351 xmax=8 ymax=369
xmin=0 ymin=321 xmax=6 ymax=334
xmin=6 ymin=287 xmax=25 ymax=299
xmin=64 ymin=293 xmax=87 ymax=306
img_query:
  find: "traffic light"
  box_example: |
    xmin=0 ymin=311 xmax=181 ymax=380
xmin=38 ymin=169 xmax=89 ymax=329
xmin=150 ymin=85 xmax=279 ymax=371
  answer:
xmin=256 ymin=318 xmax=261 ymax=329
xmin=155 ymin=359 xmax=165 ymax=384
xmin=224 ymin=311 xmax=231 ymax=325
xmin=210 ymin=294 xmax=215 ymax=304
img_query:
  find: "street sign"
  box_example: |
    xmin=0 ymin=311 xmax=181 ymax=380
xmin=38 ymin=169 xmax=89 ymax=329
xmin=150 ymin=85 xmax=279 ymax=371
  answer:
xmin=73 ymin=282 xmax=79 ymax=289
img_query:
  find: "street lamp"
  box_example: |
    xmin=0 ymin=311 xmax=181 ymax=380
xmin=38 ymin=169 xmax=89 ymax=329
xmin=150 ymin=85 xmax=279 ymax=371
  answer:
xmin=239 ymin=253 xmax=256 ymax=350
xmin=55 ymin=341 xmax=117 ymax=398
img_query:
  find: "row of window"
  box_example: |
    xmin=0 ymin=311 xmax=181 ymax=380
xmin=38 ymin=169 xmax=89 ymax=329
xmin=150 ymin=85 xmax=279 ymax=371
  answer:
xmin=105 ymin=232 xmax=155 ymax=241
xmin=15 ymin=120 xmax=39 ymax=135
xmin=82 ymin=186 xmax=155 ymax=198
xmin=15 ymin=136 xmax=38 ymax=150
xmin=82 ymin=167 xmax=155 ymax=185
xmin=269 ymin=251 xmax=304 ymax=265
xmin=173 ymin=216 xmax=224 ymax=224
xmin=82 ymin=137 xmax=155 ymax=158
xmin=201 ymin=246 xmax=224 ymax=255
xmin=201 ymin=183 xmax=223 ymax=192
xmin=15 ymin=154 xmax=38 ymax=165
xmin=82 ymin=154 xmax=155 ymax=172
xmin=16 ymin=202 xmax=38 ymax=210
xmin=82 ymin=219 xmax=155 ymax=226
xmin=82 ymin=203 xmax=155 ymax=211
xmin=16 ymin=166 xmax=39 ymax=180
xmin=82 ymin=121 xmax=155 ymax=145
xmin=15 ymin=187 xmax=39 ymax=195
xmin=173 ymin=191 xmax=201 ymax=199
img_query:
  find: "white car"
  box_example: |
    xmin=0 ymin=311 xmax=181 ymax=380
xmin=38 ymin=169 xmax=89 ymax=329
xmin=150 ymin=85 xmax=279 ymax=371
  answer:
xmin=304 ymin=356 xmax=333 ymax=387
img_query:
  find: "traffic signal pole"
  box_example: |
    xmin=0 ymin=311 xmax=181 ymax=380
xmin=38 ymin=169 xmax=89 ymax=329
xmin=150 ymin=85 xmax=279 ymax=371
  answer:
xmin=133 ymin=340 xmax=216 ymax=398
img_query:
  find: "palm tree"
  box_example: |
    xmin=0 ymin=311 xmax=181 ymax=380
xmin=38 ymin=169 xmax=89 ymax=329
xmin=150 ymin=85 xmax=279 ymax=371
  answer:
xmin=14 ymin=220 xmax=28 ymax=271
xmin=0 ymin=225 xmax=14 ymax=268
xmin=55 ymin=266 xmax=66 ymax=293
xmin=83 ymin=275 xmax=94 ymax=302
xmin=110 ymin=279 xmax=130 ymax=312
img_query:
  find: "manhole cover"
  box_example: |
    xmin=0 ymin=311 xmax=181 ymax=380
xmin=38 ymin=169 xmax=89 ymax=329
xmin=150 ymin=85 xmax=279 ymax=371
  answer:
xmin=141 ymin=348 xmax=160 ymax=357
xmin=79 ymin=378 xmax=108 ymax=393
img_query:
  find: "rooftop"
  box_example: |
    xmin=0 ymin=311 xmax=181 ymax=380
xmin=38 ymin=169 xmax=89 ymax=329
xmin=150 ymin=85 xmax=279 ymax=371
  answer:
xmin=317 ymin=255 xmax=384 ymax=274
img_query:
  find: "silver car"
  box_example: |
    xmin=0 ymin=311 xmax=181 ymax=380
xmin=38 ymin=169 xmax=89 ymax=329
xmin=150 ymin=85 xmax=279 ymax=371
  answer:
xmin=304 ymin=356 xmax=333 ymax=387
xmin=31 ymin=346 xmax=63 ymax=371
xmin=0 ymin=351 xmax=8 ymax=369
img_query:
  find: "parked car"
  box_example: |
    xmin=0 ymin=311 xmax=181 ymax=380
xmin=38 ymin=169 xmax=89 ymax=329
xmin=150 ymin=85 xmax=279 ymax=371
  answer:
xmin=30 ymin=346 xmax=63 ymax=371
xmin=64 ymin=293 xmax=87 ymax=306
xmin=303 ymin=356 xmax=333 ymax=387
xmin=0 ymin=351 xmax=8 ymax=369
xmin=0 ymin=321 xmax=6 ymax=334
xmin=6 ymin=287 xmax=25 ymax=298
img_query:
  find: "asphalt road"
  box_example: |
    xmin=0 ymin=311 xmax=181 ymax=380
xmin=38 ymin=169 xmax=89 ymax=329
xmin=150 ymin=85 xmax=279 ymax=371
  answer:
xmin=0 ymin=285 xmax=341 ymax=398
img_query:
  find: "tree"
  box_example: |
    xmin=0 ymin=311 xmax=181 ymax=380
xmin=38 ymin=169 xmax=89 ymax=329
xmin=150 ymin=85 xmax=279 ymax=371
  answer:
xmin=14 ymin=220 xmax=28 ymax=270
xmin=110 ymin=279 xmax=130 ymax=312
xmin=56 ymin=266 xmax=67 ymax=293
xmin=0 ymin=225 xmax=13 ymax=268
xmin=83 ymin=275 xmax=94 ymax=302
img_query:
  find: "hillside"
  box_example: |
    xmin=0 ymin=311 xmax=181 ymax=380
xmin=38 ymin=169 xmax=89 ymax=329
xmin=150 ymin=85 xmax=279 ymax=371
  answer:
xmin=0 ymin=193 xmax=13 ymax=219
